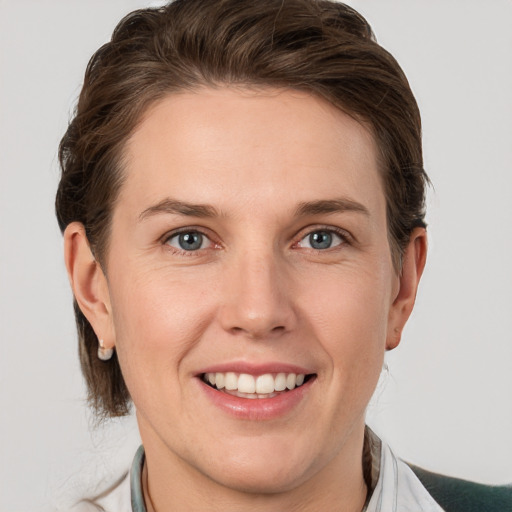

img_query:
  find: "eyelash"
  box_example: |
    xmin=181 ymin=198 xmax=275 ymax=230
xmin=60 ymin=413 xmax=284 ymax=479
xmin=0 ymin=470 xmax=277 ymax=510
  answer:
xmin=293 ymin=225 xmax=352 ymax=252
xmin=162 ymin=227 xmax=219 ymax=256
xmin=161 ymin=225 xmax=352 ymax=255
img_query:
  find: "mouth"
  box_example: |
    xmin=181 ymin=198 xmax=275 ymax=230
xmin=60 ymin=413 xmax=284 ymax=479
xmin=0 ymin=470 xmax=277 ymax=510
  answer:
xmin=201 ymin=371 xmax=315 ymax=399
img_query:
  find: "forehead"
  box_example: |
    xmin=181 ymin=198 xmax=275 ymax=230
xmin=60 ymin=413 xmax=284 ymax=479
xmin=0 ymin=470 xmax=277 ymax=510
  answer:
xmin=121 ymin=87 xmax=384 ymax=218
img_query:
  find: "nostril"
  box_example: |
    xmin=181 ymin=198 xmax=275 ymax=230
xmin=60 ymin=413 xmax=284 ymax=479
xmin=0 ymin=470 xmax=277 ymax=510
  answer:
xmin=228 ymin=324 xmax=287 ymax=339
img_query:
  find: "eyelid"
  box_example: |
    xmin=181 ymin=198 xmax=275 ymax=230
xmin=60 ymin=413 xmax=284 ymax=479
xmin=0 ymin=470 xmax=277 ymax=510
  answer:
xmin=158 ymin=224 xmax=353 ymax=253
xmin=161 ymin=226 xmax=220 ymax=253
xmin=293 ymin=225 xmax=354 ymax=248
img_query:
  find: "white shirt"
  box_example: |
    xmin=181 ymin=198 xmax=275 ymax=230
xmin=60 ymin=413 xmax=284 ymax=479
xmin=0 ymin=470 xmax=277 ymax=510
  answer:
xmin=365 ymin=440 xmax=444 ymax=511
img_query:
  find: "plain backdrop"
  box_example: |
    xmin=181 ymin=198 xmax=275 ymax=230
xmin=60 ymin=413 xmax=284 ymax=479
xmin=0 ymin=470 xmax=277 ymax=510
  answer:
xmin=1 ymin=0 xmax=511 ymax=510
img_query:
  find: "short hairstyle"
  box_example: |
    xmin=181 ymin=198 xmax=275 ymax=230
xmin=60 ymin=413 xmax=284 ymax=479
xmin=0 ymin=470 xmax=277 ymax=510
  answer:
xmin=56 ymin=0 xmax=428 ymax=418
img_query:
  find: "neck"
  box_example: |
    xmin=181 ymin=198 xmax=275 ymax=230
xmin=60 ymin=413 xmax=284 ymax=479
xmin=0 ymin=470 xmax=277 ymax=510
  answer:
xmin=140 ymin=419 xmax=368 ymax=512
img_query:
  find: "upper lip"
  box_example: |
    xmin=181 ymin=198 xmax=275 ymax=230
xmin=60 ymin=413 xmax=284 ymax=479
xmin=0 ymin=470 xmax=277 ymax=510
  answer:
xmin=196 ymin=361 xmax=314 ymax=376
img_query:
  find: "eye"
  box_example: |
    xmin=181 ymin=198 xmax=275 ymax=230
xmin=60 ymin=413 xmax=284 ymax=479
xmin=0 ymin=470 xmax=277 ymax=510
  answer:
xmin=298 ymin=229 xmax=345 ymax=250
xmin=166 ymin=231 xmax=212 ymax=251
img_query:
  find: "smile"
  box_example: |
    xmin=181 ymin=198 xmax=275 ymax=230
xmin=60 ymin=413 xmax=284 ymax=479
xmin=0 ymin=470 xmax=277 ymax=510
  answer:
xmin=201 ymin=372 xmax=311 ymax=399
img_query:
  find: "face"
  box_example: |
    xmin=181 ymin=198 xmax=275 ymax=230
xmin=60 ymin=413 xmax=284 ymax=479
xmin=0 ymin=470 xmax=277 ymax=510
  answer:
xmin=102 ymin=88 xmax=406 ymax=494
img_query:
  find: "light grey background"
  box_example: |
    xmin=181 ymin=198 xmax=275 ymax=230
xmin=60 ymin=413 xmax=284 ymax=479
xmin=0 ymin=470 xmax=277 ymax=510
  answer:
xmin=1 ymin=1 xmax=511 ymax=510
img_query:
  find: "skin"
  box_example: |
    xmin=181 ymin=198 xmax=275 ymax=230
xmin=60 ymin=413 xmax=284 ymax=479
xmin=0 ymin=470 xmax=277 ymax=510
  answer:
xmin=65 ymin=87 xmax=427 ymax=511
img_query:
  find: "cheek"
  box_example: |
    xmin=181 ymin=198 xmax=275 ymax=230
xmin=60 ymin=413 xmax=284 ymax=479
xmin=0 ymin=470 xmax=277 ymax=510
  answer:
xmin=305 ymin=267 xmax=390 ymax=393
xmin=307 ymin=264 xmax=391 ymax=345
xmin=107 ymin=266 xmax=217 ymax=391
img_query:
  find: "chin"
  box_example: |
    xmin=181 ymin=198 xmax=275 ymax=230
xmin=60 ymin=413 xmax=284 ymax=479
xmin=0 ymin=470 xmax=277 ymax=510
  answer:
xmin=195 ymin=437 xmax=315 ymax=495
xmin=207 ymin=463 xmax=307 ymax=495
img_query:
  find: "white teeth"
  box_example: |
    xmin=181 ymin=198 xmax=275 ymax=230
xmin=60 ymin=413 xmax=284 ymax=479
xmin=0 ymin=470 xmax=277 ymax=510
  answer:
xmin=274 ymin=373 xmax=287 ymax=392
xmin=215 ymin=372 xmax=225 ymax=389
xmin=286 ymin=373 xmax=297 ymax=390
xmin=225 ymin=372 xmax=237 ymax=390
xmin=256 ymin=374 xmax=275 ymax=394
xmin=238 ymin=374 xmax=256 ymax=394
xmin=203 ymin=371 xmax=308 ymax=396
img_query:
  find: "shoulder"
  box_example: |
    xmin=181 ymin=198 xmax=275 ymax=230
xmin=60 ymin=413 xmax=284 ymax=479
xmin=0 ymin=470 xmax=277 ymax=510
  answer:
xmin=367 ymin=429 xmax=512 ymax=512
xmin=367 ymin=435 xmax=445 ymax=511
xmin=407 ymin=463 xmax=512 ymax=512
xmin=67 ymin=445 xmax=144 ymax=512
xmin=68 ymin=471 xmax=132 ymax=512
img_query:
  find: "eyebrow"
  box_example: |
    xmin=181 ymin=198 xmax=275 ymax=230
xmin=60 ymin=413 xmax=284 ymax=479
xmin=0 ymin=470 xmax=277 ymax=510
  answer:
xmin=138 ymin=198 xmax=219 ymax=221
xmin=294 ymin=198 xmax=370 ymax=217
xmin=138 ymin=197 xmax=370 ymax=222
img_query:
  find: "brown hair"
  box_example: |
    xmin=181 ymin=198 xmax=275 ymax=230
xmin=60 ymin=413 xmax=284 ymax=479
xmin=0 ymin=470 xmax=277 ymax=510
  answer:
xmin=56 ymin=0 xmax=428 ymax=418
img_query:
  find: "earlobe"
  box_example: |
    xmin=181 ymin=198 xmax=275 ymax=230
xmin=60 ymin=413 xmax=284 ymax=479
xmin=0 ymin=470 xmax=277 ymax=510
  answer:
xmin=386 ymin=227 xmax=427 ymax=350
xmin=63 ymin=222 xmax=115 ymax=350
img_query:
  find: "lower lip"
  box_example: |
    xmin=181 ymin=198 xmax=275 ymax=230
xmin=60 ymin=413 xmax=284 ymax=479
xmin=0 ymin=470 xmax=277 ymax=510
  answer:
xmin=198 ymin=377 xmax=315 ymax=421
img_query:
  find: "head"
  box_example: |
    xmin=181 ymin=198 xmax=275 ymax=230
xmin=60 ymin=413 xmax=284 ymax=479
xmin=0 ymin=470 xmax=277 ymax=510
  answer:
xmin=57 ymin=0 xmax=427 ymax=493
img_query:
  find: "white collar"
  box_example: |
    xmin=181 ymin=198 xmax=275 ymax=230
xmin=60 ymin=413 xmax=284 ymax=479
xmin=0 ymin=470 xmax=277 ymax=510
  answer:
xmin=365 ymin=438 xmax=445 ymax=512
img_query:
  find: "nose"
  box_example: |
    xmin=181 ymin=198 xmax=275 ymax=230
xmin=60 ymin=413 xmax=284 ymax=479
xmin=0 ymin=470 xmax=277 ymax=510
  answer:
xmin=218 ymin=250 xmax=297 ymax=340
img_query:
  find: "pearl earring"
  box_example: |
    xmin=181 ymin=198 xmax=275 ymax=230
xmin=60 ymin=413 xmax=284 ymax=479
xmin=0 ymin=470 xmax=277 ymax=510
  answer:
xmin=98 ymin=339 xmax=114 ymax=361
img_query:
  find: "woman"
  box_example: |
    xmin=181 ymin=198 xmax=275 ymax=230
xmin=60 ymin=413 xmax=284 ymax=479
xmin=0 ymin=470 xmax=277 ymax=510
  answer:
xmin=55 ymin=0 xmax=510 ymax=510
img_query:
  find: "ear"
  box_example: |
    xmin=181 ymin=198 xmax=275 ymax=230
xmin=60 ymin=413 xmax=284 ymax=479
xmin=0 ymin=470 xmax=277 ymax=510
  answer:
xmin=386 ymin=227 xmax=427 ymax=350
xmin=63 ymin=222 xmax=115 ymax=351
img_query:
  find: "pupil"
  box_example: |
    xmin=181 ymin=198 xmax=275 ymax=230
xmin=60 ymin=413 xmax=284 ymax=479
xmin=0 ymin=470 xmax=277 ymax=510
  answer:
xmin=310 ymin=231 xmax=331 ymax=249
xmin=179 ymin=232 xmax=202 ymax=250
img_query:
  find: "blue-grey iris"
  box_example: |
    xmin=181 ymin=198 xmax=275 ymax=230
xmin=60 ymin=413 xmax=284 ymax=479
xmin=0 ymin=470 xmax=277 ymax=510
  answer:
xmin=309 ymin=231 xmax=332 ymax=250
xmin=178 ymin=232 xmax=203 ymax=250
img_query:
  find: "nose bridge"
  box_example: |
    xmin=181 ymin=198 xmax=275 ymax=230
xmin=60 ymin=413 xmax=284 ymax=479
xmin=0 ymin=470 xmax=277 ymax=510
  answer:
xmin=219 ymin=245 xmax=295 ymax=338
